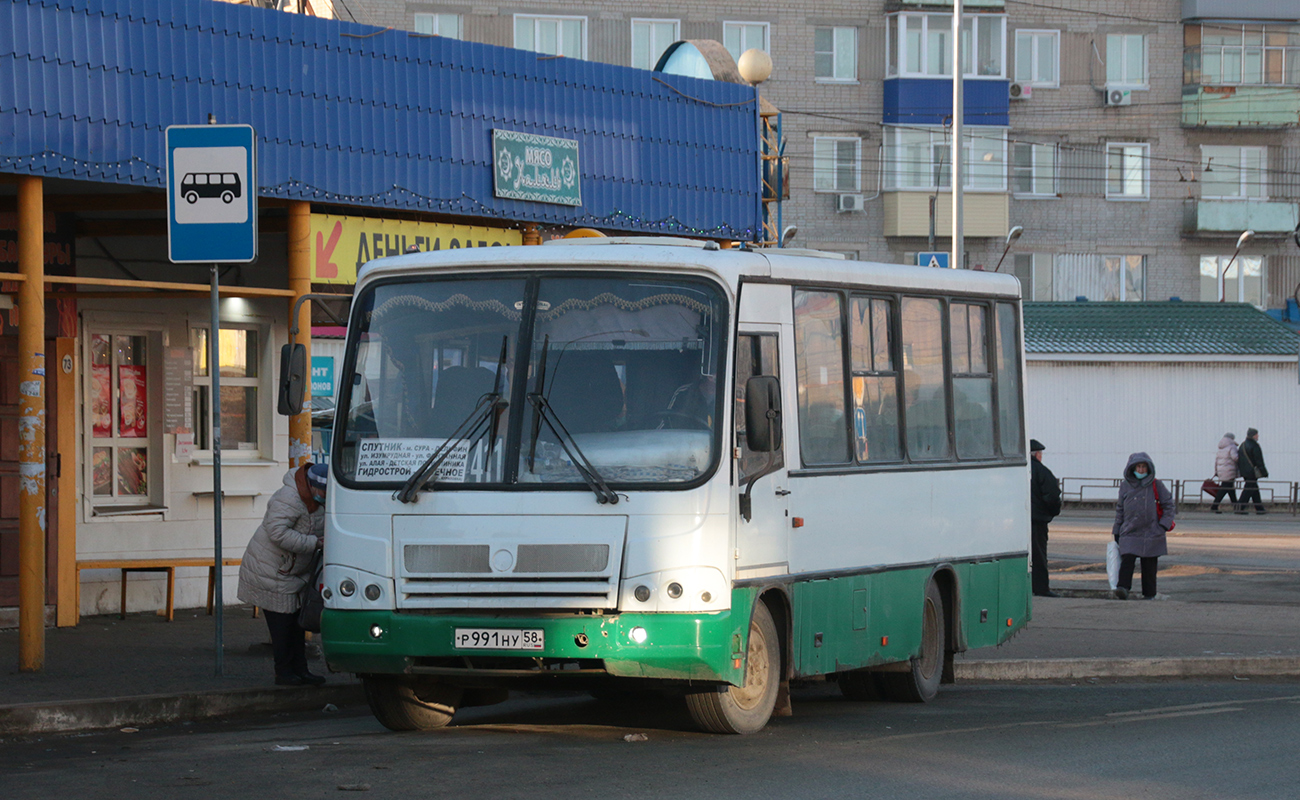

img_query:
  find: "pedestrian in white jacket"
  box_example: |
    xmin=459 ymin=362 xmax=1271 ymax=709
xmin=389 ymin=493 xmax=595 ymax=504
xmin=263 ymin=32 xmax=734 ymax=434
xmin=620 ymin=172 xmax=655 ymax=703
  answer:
xmin=1209 ymin=433 xmax=1239 ymax=513
xmin=238 ymin=463 xmax=327 ymax=685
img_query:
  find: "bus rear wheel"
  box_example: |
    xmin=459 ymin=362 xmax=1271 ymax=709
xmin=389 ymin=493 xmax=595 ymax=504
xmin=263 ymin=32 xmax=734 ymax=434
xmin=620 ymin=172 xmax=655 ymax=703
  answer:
xmin=364 ymin=676 xmax=459 ymax=731
xmin=876 ymin=579 xmax=945 ymax=703
xmin=685 ymin=601 xmax=779 ymax=734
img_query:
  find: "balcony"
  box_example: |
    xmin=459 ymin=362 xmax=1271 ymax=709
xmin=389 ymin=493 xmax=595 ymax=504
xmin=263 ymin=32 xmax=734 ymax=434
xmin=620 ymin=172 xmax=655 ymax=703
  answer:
xmin=890 ymin=0 xmax=1004 ymax=7
xmin=1182 ymin=86 xmax=1300 ymax=128
xmin=1184 ymin=199 xmax=1300 ymax=236
xmin=883 ymin=192 xmax=1009 ymax=238
xmin=884 ymin=79 xmax=1009 ymax=126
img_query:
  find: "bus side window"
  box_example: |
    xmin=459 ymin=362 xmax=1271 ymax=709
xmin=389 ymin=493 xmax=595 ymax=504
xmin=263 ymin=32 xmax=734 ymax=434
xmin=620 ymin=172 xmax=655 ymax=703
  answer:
xmin=899 ymin=297 xmax=950 ymax=460
xmin=950 ymin=302 xmax=995 ymax=459
xmin=995 ymin=302 xmax=1024 ymax=456
xmin=793 ymin=290 xmax=850 ymax=466
xmin=849 ymin=296 xmax=902 ymax=462
xmin=735 ymin=333 xmax=783 ymax=480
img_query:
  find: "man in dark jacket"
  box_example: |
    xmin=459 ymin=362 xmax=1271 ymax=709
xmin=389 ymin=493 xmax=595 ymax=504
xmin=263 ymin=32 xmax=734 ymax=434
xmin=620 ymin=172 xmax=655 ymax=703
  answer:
xmin=1237 ymin=427 xmax=1269 ymax=514
xmin=1029 ymin=439 xmax=1062 ymax=597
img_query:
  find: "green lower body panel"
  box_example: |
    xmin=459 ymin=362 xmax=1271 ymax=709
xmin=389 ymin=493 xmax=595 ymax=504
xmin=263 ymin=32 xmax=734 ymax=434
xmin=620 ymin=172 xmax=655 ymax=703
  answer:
xmin=788 ymin=557 xmax=1030 ymax=677
xmin=322 ymin=607 xmax=747 ymax=685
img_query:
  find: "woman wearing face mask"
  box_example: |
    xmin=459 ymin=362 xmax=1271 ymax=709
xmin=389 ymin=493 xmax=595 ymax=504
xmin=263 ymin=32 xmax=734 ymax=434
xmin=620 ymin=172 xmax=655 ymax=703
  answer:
xmin=238 ymin=462 xmax=329 ymax=685
xmin=1112 ymin=452 xmax=1174 ymax=600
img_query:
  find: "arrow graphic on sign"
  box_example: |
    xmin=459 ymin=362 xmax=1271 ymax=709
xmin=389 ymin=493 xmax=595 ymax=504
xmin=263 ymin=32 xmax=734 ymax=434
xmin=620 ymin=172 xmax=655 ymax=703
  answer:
xmin=315 ymin=220 xmax=342 ymax=279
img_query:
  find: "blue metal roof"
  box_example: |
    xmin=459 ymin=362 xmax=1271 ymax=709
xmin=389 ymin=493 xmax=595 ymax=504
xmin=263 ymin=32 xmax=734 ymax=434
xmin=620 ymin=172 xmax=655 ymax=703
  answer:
xmin=0 ymin=0 xmax=761 ymax=239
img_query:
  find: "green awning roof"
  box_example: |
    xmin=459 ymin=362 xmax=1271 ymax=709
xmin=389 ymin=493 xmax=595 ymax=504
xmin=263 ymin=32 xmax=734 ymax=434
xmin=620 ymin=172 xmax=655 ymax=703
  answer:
xmin=1024 ymin=302 xmax=1299 ymax=355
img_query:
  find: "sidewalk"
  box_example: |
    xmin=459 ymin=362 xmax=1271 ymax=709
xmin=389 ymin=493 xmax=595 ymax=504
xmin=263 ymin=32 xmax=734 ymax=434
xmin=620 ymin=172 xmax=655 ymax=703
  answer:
xmin=3 ymin=510 xmax=1298 ymax=735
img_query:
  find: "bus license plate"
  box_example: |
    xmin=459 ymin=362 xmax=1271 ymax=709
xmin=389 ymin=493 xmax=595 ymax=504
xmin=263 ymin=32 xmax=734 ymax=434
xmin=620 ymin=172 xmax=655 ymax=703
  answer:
xmin=453 ymin=628 xmax=544 ymax=651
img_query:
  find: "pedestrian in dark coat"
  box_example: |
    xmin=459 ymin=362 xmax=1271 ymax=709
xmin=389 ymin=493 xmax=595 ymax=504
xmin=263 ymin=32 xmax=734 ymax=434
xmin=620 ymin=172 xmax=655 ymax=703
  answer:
xmin=1237 ymin=428 xmax=1268 ymax=514
xmin=238 ymin=462 xmax=329 ymax=685
xmin=1112 ymin=452 xmax=1174 ymax=600
xmin=1029 ymin=439 xmax=1062 ymax=597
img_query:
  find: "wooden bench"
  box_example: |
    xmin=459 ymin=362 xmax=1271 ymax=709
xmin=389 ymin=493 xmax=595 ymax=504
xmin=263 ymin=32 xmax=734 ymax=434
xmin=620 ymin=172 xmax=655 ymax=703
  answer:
xmin=75 ymin=557 xmax=243 ymax=622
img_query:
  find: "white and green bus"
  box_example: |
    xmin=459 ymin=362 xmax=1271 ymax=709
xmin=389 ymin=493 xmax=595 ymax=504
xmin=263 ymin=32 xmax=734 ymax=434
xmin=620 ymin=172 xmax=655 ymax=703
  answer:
xmin=320 ymin=238 xmax=1031 ymax=734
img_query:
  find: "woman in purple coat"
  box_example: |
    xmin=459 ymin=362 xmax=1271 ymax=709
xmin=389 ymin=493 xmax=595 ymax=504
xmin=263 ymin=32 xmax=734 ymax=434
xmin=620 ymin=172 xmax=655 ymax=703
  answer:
xmin=1112 ymin=452 xmax=1175 ymax=600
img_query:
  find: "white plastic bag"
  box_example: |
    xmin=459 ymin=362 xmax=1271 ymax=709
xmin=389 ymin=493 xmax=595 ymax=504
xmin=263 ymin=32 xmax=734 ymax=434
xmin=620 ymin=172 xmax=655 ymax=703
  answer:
xmin=1106 ymin=541 xmax=1120 ymax=590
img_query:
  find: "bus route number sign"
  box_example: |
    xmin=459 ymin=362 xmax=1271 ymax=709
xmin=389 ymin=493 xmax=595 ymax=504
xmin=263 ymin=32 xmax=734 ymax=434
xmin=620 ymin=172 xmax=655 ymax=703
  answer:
xmin=454 ymin=628 xmax=545 ymax=651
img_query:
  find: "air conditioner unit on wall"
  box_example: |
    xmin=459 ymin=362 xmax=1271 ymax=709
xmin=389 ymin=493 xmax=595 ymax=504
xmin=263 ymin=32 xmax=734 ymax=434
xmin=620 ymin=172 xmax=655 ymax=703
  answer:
xmin=1104 ymin=87 xmax=1132 ymax=106
xmin=837 ymin=193 xmax=864 ymax=212
xmin=1009 ymin=82 xmax=1032 ymax=100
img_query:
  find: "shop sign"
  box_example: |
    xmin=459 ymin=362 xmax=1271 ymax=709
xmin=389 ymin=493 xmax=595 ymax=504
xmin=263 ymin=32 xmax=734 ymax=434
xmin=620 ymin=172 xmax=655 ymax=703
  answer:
xmin=310 ymin=213 xmax=521 ymax=285
xmin=492 ymin=129 xmax=581 ymax=206
xmin=311 ymin=356 xmax=334 ymax=396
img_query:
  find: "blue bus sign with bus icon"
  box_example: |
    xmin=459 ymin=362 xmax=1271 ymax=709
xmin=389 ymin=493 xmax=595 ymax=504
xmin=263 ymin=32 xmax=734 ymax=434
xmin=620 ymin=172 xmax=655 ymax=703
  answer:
xmin=166 ymin=125 xmax=258 ymax=263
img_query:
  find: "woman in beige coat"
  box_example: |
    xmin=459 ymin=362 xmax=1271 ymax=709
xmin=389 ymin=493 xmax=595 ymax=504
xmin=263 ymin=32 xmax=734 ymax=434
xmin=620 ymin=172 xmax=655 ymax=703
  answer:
xmin=238 ymin=463 xmax=327 ymax=685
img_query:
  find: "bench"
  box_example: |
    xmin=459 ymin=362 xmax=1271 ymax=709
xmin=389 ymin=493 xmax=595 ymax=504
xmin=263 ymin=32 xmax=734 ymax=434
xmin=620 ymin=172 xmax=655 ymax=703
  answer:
xmin=75 ymin=557 xmax=243 ymax=622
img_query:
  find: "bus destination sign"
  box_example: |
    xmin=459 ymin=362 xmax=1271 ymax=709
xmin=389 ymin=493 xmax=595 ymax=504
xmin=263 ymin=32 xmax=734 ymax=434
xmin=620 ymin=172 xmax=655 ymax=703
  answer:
xmin=492 ymin=129 xmax=581 ymax=206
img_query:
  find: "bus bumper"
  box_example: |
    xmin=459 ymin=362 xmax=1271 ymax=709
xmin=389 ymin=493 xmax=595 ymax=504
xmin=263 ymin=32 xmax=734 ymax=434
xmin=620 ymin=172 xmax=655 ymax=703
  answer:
xmin=321 ymin=608 xmax=746 ymax=685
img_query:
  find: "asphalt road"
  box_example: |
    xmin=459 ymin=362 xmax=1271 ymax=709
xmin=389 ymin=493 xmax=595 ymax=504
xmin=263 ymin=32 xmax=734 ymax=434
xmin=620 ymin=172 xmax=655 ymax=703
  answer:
xmin=5 ymin=681 xmax=1299 ymax=800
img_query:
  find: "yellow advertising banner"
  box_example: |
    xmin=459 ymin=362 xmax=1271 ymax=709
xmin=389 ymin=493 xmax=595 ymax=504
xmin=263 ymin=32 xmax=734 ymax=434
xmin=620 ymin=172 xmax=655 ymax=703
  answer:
xmin=310 ymin=213 xmax=521 ymax=284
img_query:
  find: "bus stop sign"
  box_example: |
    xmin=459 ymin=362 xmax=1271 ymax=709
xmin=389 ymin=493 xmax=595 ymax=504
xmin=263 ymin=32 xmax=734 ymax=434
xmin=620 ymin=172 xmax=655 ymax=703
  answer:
xmin=166 ymin=125 xmax=258 ymax=263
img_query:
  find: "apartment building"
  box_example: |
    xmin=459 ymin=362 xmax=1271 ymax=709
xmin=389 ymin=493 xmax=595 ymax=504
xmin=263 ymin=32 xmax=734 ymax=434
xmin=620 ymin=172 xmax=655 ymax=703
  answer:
xmin=344 ymin=0 xmax=1300 ymax=311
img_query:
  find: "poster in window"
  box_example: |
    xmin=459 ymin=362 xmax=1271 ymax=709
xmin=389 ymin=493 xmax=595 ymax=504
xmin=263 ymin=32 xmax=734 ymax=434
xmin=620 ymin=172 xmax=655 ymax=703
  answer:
xmin=119 ymin=365 xmax=148 ymax=438
xmin=92 ymin=447 xmax=113 ymax=496
xmin=92 ymin=364 xmax=113 ymax=438
xmin=117 ymin=448 xmax=148 ymax=496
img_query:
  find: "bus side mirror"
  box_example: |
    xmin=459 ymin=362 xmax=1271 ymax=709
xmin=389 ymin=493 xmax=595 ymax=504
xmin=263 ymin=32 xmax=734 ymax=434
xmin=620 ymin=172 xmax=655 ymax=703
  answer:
xmin=278 ymin=343 xmax=307 ymax=416
xmin=744 ymin=376 xmax=782 ymax=453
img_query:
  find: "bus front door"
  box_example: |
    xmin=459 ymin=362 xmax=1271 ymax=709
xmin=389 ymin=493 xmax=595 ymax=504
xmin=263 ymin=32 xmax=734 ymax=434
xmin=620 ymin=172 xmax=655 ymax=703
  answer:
xmin=735 ymin=329 xmax=789 ymax=575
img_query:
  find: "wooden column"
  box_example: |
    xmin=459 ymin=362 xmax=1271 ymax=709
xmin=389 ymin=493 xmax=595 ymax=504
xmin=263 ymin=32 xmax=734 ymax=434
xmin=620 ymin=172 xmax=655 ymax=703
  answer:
xmin=288 ymin=201 xmax=312 ymax=467
xmin=55 ymin=337 xmax=77 ymax=627
xmin=17 ymin=175 xmax=46 ymax=671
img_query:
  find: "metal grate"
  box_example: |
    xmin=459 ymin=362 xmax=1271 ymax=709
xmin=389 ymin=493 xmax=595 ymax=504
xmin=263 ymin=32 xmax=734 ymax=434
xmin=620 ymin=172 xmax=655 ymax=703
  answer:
xmin=404 ymin=544 xmax=491 ymax=574
xmin=515 ymin=544 xmax=609 ymax=574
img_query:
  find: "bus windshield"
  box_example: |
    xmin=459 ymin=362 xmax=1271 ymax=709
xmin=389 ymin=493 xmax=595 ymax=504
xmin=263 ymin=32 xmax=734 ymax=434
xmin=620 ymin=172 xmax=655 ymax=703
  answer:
xmin=336 ymin=272 xmax=726 ymax=489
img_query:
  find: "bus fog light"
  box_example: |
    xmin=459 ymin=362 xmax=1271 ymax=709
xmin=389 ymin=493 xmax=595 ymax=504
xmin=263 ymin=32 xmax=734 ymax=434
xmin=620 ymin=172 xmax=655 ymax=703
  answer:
xmin=339 ymin=579 xmax=356 ymax=597
xmin=666 ymin=582 xmax=683 ymax=599
xmin=369 ymin=625 xmax=385 ymax=639
xmin=364 ymin=584 xmax=382 ymax=601
xmin=633 ymin=585 xmax=651 ymax=602
xmin=629 ymin=626 xmax=648 ymax=644
xmin=701 ymin=591 xmax=712 ymax=603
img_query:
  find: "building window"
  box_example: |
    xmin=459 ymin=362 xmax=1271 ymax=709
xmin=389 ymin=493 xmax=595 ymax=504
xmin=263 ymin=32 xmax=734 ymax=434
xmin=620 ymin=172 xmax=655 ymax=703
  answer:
xmin=815 ymin=27 xmax=857 ymax=82
xmin=514 ymin=14 xmax=586 ymax=59
xmin=87 ymin=333 xmax=154 ymax=505
xmin=1053 ymin=254 xmax=1145 ymax=301
xmin=1200 ymin=255 xmax=1265 ymax=305
xmin=1011 ymin=253 xmax=1053 ymax=301
xmin=1106 ymin=33 xmax=1147 ymax=87
xmin=723 ymin=22 xmax=769 ymax=64
xmin=632 ymin=18 xmax=679 ymax=70
xmin=191 ymin=326 xmax=262 ymax=455
xmin=885 ymin=127 xmax=1007 ymax=191
xmin=1106 ymin=143 xmax=1148 ymax=200
xmin=1014 ymin=29 xmax=1059 ymax=86
xmin=1201 ymin=145 xmax=1267 ymax=199
xmin=413 ymin=13 xmax=461 ymax=39
xmin=1185 ymin=23 xmax=1300 ymax=86
xmin=813 ymin=137 xmax=861 ymax=192
xmin=888 ymin=13 xmax=1005 ymax=78
xmin=1011 ymin=142 xmax=1056 ymax=196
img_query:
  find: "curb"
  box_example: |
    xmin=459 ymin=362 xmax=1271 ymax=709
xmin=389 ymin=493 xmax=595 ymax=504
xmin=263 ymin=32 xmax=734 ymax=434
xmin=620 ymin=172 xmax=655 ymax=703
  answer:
xmin=0 ymin=683 xmax=365 ymax=737
xmin=955 ymin=656 xmax=1300 ymax=682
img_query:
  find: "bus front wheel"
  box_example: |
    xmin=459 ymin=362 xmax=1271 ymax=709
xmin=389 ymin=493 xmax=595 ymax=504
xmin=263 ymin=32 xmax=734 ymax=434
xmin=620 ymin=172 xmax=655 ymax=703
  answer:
xmin=364 ymin=676 xmax=459 ymax=731
xmin=877 ymin=579 xmax=945 ymax=703
xmin=685 ymin=601 xmax=779 ymax=734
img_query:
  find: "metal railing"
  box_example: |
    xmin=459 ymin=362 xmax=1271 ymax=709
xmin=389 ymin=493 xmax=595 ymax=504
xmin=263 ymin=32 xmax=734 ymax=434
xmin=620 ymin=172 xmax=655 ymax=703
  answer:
xmin=1059 ymin=477 xmax=1298 ymax=515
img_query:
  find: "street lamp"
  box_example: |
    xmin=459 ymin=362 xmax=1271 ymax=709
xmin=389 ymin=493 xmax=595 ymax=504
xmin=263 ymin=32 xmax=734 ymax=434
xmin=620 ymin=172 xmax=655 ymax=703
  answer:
xmin=992 ymin=225 xmax=1024 ymax=273
xmin=1219 ymin=229 xmax=1255 ymax=302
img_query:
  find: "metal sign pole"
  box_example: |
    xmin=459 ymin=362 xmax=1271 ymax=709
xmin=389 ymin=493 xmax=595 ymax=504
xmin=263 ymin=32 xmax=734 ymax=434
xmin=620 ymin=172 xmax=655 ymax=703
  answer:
xmin=211 ymin=263 xmax=224 ymax=677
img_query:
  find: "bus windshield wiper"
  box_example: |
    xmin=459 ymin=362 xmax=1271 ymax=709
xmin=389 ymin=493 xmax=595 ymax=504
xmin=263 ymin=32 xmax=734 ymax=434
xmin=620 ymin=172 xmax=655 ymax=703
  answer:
xmin=525 ymin=338 xmax=617 ymax=504
xmin=395 ymin=337 xmax=509 ymax=504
